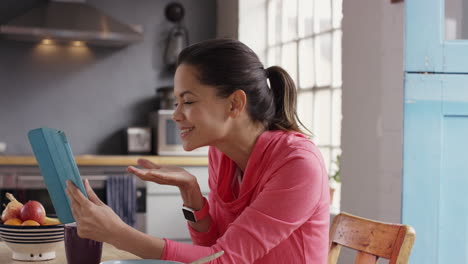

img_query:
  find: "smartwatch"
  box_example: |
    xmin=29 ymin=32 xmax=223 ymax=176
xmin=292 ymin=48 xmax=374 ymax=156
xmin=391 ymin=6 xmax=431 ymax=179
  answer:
xmin=182 ymin=197 xmax=209 ymax=223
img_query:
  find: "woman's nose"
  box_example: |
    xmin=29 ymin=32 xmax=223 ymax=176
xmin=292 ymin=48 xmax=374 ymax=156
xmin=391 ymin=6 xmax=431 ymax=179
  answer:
xmin=172 ymin=105 xmax=184 ymax=122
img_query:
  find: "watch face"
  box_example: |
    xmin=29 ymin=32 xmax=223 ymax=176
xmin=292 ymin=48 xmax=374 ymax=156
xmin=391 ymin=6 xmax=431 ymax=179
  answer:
xmin=182 ymin=208 xmax=197 ymax=222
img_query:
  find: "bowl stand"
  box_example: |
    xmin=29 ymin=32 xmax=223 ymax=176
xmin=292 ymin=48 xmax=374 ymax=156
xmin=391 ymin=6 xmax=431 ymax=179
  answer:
xmin=12 ymin=250 xmax=56 ymax=261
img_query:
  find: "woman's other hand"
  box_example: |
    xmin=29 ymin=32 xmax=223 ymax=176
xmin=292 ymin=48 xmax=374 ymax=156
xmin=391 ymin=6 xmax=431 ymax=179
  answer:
xmin=128 ymin=158 xmax=197 ymax=190
xmin=65 ymin=179 xmax=127 ymax=244
xmin=128 ymin=158 xmax=203 ymax=210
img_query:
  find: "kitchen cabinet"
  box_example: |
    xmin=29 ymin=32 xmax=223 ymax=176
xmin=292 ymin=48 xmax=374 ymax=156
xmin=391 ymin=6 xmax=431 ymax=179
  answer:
xmin=0 ymin=165 xmax=148 ymax=233
xmin=0 ymin=156 xmax=208 ymax=239
xmin=146 ymin=166 xmax=209 ymax=242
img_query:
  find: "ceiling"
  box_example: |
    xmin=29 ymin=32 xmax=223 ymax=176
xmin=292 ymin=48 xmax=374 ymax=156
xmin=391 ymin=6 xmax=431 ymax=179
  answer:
xmin=0 ymin=0 xmax=48 ymax=24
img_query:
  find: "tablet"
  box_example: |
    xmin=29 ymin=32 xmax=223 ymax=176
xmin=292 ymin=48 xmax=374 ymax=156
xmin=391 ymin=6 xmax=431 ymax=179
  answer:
xmin=28 ymin=127 xmax=88 ymax=224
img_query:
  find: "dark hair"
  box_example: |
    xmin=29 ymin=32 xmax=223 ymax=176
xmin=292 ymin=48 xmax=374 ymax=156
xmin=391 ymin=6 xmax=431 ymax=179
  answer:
xmin=177 ymin=38 xmax=308 ymax=135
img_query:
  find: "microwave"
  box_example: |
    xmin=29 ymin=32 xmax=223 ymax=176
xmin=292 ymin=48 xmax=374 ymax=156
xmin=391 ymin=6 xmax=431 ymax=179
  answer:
xmin=151 ymin=109 xmax=208 ymax=156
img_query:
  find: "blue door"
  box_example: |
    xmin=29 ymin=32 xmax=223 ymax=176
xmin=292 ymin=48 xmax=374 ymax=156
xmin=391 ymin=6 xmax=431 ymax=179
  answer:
xmin=404 ymin=0 xmax=468 ymax=263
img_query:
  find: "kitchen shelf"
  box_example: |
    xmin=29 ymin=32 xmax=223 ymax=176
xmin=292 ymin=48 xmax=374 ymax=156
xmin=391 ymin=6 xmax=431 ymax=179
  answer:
xmin=0 ymin=155 xmax=208 ymax=167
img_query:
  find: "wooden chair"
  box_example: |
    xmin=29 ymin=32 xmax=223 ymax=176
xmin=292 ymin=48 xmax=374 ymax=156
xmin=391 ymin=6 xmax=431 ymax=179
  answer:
xmin=328 ymin=212 xmax=416 ymax=264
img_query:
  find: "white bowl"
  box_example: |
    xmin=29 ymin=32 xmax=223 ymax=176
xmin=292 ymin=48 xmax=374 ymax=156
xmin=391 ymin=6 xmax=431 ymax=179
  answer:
xmin=0 ymin=223 xmax=64 ymax=261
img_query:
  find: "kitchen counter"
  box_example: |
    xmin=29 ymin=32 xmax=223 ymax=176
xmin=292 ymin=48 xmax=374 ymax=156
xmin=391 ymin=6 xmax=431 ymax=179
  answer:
xmin=0 ymin=155 xmax=208 ymax=167
xmin=0 ymin=241 xmax=140 ymax=263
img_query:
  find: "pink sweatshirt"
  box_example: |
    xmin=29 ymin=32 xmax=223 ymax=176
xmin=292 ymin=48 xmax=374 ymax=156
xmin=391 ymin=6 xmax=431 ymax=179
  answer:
xmin=161 ymin=130 xmax=330 ymax=263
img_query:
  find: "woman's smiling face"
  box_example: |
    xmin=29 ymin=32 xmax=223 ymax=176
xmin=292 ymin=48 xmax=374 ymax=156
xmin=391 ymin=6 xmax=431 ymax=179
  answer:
xmin=173 ymin=64 xmax=232 ymax=151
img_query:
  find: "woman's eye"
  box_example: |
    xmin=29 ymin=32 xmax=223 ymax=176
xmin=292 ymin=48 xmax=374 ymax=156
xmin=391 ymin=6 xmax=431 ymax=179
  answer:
xmin=174 ymin=101 xmax=194 ymax=107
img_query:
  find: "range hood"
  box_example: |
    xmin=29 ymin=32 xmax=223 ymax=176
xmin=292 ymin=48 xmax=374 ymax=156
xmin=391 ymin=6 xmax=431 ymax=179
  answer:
xmin=0 ymin=1 xmax=143 ymax=47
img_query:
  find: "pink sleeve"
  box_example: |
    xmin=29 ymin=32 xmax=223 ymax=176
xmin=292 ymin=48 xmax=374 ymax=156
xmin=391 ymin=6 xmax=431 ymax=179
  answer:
xmin=161 ymin=152 xmax=326 ymax=263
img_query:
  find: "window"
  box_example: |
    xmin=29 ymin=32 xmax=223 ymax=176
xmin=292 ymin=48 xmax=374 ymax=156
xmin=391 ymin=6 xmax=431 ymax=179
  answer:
xmin=240 ymin=0 xmax=343 ymax=213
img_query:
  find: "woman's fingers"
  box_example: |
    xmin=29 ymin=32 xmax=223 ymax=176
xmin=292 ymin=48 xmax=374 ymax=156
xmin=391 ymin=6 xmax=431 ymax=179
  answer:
xmin=127 ymin=166 xmax=178 ymax=186
xmin=137 ymin=158 xmax=161 ymax=169
xmin=66 ymin=182 xmax=82 ymax=219
xmin=66 ymin=180 xmax=81 ymax=205
xmin=83 ymin=179 xmax=104 ymax=206
xmin=66 ymin=180 xmax=85 ymax=206
xmin=127 ymin=166 xmax=150 ymax=180
xmin=128 ymin=166 xmax=161 ymax=182
xmin=68 ymin=195 xmax=81 ymax=219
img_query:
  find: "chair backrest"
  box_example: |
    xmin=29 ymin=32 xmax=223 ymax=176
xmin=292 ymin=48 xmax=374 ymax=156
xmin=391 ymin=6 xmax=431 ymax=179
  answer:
xmin=328 ymin=212 xmax=416 ymax=264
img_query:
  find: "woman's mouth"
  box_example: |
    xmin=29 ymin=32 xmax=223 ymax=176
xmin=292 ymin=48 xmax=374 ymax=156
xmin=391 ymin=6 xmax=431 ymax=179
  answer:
xmin=180 ymin=127 xmax=194 ymax=137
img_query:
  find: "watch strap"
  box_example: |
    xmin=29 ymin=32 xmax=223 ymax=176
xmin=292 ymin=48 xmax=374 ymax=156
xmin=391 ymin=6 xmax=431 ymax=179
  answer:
xmin=182 ymin=197 xmax=209 ymax=222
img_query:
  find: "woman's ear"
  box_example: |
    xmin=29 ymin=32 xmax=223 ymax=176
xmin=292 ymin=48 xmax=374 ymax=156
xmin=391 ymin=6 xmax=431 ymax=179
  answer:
xmin=228 ymin=89 xmax=247 ymax=117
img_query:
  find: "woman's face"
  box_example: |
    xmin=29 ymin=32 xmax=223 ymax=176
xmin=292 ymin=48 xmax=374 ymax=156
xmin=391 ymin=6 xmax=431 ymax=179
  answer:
xmin=173 ymin=64 xmax=231 ymax=151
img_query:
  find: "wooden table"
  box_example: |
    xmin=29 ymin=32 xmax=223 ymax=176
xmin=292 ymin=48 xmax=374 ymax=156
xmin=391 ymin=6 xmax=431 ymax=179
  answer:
xmin=0 ymin=241 xmax=140 ymax=263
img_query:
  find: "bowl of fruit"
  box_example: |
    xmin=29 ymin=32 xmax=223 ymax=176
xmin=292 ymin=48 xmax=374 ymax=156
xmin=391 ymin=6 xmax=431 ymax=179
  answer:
xmin=0 ymin=193 xmax=63 ymax=261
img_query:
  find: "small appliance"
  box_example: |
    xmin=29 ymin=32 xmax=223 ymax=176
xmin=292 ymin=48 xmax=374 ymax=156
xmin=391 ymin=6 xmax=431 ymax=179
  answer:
xmin=126 ymin=127 xmax=152 ymax=154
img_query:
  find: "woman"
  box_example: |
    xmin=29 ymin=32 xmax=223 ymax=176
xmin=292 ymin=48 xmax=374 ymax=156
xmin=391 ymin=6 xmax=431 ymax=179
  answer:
xmin=66 ymin=39 xmax=330 ymax=263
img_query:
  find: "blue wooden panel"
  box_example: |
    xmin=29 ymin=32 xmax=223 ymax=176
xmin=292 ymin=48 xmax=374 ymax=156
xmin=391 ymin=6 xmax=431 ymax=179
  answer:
xmin=403 ymin=73 xmax=442 ymax=264
xmin=405 ymin=1 xmax=468 ymax=263
xmin=404 ymin=73 xmax=468 ymax=263
xmin=444 ymin=42 xmax=468 ymax=72
xmin=439 ymin=116 xmax=468 ymax=264
xmin=405 ymin=0 xmax=468 ymax=73
xmin=405 ymin=0 xmax=443 ymax=72
xmin=442 ymin=74 xmax=468 ymax=116
xmin=439 ymin=77 xmax=468 ymax=263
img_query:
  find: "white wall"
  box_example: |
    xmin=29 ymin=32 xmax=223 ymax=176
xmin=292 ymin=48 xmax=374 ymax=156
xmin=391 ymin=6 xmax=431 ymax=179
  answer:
xmin=218 ymin=0 xmax=267 ymax=64
xmin=341 ymin=0 xmax=404 ymax=224
xmin=238 ymin=0 xmax=267 ymax=63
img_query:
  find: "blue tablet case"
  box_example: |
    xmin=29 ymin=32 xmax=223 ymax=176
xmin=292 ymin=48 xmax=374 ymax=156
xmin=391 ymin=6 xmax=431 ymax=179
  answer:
xmin=28 ymin=127 xmax=88 ymax=224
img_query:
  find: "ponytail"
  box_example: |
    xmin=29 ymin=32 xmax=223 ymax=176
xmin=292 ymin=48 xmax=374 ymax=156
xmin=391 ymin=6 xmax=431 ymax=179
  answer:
xmin=266 ymin=66 xmax=310 ymax=135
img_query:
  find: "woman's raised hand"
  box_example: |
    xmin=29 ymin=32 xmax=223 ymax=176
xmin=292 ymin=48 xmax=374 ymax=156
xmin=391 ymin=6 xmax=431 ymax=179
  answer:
xmin=127 ymin=158 xmax=197 ymax=190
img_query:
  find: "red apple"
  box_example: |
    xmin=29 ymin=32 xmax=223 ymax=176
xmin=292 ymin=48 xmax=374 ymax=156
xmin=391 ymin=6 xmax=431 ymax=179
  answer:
xmin=20 ymin=200 xmax=46 ymax=225
xmin=1 ymin=193 xmax=23 ymax=223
